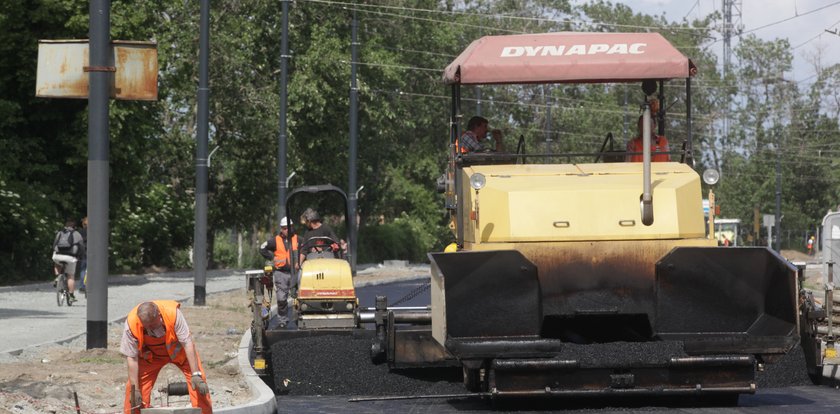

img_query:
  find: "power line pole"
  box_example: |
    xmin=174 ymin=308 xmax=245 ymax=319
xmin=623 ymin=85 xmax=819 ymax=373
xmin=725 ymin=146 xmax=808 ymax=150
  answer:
xmin=87 ymin=0 xmax=111 ymax=349
xmin=277 ymin=0 xmax=291 ymax=227
xmin=722 ymin=0 xmax=742 ymax=145
xmin=193 ymin=0 xmax=210 ymax=306
xmin=348 ymin=10 xmax=359 ymax=275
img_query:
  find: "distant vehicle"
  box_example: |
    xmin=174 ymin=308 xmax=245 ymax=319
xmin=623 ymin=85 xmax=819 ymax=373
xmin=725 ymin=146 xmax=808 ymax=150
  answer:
xmin=715 ymin=218 xmax=741 ymax=246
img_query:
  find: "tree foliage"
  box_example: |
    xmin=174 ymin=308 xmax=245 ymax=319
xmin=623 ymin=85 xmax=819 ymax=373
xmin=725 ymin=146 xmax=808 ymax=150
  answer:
xmin=2 ymin=0 xmax=839 ymax=281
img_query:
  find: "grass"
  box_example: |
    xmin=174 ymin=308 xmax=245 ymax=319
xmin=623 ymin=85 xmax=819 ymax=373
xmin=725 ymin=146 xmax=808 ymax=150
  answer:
xmin=78 ymin=355 xmax=124 ymax=365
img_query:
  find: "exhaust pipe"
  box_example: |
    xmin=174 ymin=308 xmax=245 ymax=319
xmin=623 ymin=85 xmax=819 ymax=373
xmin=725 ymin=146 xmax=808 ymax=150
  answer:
xmin=641 ymin=104 xmax=654 ymax=226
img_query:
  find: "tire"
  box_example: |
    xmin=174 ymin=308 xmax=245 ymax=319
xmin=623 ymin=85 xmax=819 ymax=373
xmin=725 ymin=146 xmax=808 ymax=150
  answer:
xmin=56 ymin=274 xmax=65 ymax=306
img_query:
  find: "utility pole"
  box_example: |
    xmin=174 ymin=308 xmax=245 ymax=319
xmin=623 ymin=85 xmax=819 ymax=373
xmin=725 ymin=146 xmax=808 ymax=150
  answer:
xmin=87 ymin=0 xmax=111 ymax=349
xmin=544 ymin=86 xmax=552 ymax=158
xmin=348 ymin=10 xmax=359 ymax=275
xmin=722 ymin=0 xmax=742 ymax=146
xmin=775 ymin=149 xmax=782 ymax=252
xmin=193 ymin=0 xmax=210 ymax=306
xmin=277 ymin=0 xmax=291 ymax=226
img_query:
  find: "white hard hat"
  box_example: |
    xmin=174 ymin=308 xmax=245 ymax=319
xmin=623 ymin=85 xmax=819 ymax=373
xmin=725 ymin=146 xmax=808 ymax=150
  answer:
xmin=280 ymin=217 xmax=290 ymax=227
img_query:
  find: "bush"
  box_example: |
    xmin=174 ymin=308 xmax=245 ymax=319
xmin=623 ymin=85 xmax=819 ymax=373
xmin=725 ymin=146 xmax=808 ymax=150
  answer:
xmin=213 ymin=229 xmax=266 ymax=270
xmin=0 ymin=179 xmax=57 ymax=283
xmin=357 ymin=213 xmax=449 ymax=263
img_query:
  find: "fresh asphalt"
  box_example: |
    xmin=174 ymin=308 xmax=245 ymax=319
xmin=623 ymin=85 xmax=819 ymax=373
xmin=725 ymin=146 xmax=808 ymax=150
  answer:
xmin=271 ymin=276 xmax=840 ymax=413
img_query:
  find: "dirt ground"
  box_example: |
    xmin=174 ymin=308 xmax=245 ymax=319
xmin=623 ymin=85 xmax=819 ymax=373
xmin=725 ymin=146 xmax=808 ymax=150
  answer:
xmin=0 ymin=264 xmax=430 ymax=414
xmin=0 ymin=289 xmax=253 ymax=414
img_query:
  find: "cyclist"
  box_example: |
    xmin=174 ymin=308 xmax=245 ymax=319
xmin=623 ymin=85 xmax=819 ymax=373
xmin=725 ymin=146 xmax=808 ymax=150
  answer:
xmin=52 ymin=218 xmax=84 ymax=303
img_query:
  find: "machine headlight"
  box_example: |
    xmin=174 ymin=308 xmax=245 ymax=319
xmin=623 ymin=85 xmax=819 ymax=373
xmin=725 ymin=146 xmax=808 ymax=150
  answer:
xmin=300 ymin=303 xmax=308 ymax=311
xmin=702 ymin=168 xmax=720 ymax=185
xmin=470 ymin=173 xmax=486 ymax=190
xmin=346 ymin=302 xmax=354 ymax=310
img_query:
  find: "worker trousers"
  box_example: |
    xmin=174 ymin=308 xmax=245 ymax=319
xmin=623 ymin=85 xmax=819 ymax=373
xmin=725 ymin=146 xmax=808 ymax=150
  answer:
xmin=124 ymin=353 xmax=212 ymax=414
xmin=274 ymin=268 xmax=292 ymax=325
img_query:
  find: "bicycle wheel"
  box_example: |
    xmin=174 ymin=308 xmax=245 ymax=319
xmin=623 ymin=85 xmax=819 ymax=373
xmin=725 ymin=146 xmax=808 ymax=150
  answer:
xmin=56 ymin=275 xmax=65 ymax=306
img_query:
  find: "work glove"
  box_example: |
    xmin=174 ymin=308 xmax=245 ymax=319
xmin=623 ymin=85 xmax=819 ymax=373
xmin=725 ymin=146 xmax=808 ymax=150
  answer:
xmin=191 ymin=373 xmax=209 ymax=395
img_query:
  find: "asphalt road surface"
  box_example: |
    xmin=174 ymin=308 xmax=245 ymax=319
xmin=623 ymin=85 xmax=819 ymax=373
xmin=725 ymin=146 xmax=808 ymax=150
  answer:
xmin=272 ymin=280 xmax=840 ymax=414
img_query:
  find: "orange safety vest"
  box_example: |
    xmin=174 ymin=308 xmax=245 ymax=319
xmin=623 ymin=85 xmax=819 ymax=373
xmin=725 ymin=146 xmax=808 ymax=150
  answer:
xmin=273 ymin=234 xmax=299 ymax=269
xmin=126 ymin=300 xmax=184 ymax=363
xmin=627 ymin=136 xmax=670 ymax=162
xmin=454 ymin=138 xmax=470 ymax=154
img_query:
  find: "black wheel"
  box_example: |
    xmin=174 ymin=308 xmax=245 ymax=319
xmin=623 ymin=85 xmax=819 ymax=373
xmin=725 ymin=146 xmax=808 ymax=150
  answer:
xmin=56 ymin=274 xmax=65 ymax=306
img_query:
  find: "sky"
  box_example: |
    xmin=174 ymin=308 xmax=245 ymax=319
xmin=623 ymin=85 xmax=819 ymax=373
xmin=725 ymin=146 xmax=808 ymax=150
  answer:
xmin=584 ymin=0 xmax=840 ymax=85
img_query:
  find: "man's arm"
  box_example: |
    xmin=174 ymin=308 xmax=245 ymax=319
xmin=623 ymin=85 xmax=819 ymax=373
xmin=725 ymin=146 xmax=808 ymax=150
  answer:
xmin=183 ymin=340 xmax=200 ymax=374
xmin=173 ymin=309 xmax=201 ymax=374
xmin=259 ymin=237 xmax=276 ymax=260
xmin=126 ymin=356 xmax=140 ymax=391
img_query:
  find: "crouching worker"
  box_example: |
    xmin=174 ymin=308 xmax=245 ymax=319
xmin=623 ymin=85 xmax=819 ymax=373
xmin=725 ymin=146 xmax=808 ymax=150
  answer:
xmin=121 ymin=300 xmax=212 ymax=414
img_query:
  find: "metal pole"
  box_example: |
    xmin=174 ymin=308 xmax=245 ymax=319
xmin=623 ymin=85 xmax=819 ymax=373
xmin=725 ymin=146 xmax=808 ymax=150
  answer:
xmin=87 ymin=0 xmax=111 ymax=349
xmin=685 ymin=78 xmax=693 ymax=165
xmin=277 ymin=0 xmax=291 ymax=226
xmin=828 ymin=261 xmax=834 ymax=338
xmin=348 ymin=10 xmax=359 ymax=275
xmin=775 ymin=149 xmax=782 ymax=252
xmin=545 ymin=86 xmax=552 ymax=159
xmin=193 ymin=0 xmax=210 ymax=306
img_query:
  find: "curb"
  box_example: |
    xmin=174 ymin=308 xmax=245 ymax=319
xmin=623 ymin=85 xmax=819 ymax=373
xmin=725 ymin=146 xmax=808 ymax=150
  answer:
xmin=216 ymin=328 xmax=277 ymax=414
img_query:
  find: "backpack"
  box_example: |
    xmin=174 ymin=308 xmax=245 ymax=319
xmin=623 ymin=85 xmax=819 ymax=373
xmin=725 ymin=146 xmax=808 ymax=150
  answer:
xmin=54 ymin=229 xmax=76 ymax=256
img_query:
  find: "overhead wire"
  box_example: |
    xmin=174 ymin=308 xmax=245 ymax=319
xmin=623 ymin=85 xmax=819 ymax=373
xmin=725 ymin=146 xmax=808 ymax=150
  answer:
xmin=303 ymin=0 xmax=840 ymax=148
xmin=303 ymin=0 xmax=714 ymax=33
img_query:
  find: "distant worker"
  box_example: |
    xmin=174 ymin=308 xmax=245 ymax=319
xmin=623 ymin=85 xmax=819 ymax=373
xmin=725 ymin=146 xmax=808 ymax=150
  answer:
xmin=51 ymin=218 xmax=84 ymax=303
xmin=626 ymin=115 xmax=670 ymax=162
xmin=259 ymin=217 xmax=299 ymax=328
xmin=807 ymin=235 xmax=815 ymax=256
xmin=121 ymin=300 xmax=211 ymax=414
xmin=301 ymin=209 xmax=346 ymax=260
xmin=457 ymin=116 xmax=489 ymax=154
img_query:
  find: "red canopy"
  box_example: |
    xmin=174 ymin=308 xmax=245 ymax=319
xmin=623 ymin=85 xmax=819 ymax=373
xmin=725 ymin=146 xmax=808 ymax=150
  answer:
xmin=444 ymin=32 xmax=691 ymax=85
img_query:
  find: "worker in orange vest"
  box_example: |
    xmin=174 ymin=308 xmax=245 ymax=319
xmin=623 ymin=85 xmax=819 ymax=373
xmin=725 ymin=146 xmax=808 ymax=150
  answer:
xmin=456 ymin=116 xmax=489 ymax=154
xmin=259 ymin=217 xmax=300 ymax=328
xmin=626 ymin=115 xmax=670 ymax=162
xmin=121 ymin=300 xmax=212 ymax=414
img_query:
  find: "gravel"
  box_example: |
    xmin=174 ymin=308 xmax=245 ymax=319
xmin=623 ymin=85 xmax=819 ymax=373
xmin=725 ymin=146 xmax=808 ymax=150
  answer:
xmin=271 ymin=334 xmax=465 ymax=396
xmin=756 ymin=344 xmax=813 ymax=388
xmin=272 ymin=332 xmax=813 ymax=397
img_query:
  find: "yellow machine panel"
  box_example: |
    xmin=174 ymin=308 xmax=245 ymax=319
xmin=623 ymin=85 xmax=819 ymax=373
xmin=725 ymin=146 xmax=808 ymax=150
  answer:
xmin=460 ymin=162 xmax=705 ymax=243
xmin=298 ymin=258 xmax=355 ymax=300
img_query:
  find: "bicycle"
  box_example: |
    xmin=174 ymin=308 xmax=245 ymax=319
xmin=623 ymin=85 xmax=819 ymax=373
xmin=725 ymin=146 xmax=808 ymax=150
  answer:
xmin=54 ymin=263 xmax=73 ymax=307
